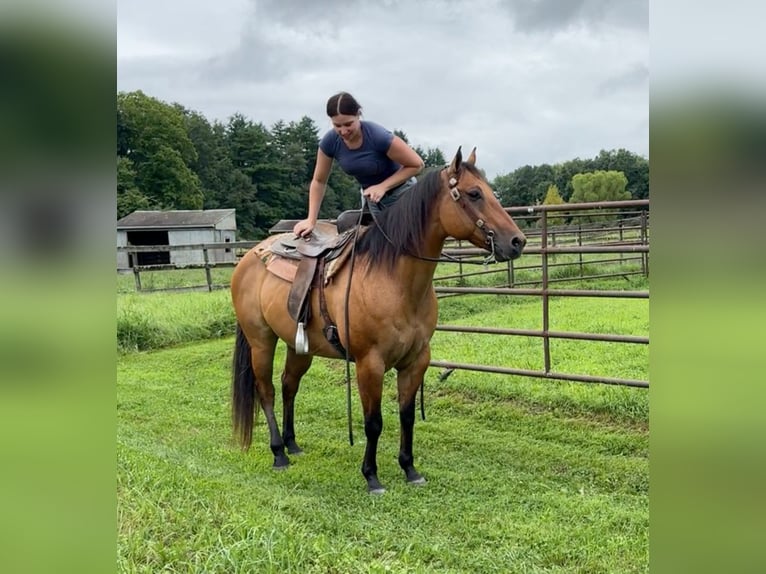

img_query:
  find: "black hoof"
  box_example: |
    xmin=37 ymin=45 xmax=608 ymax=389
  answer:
xmin=404 ymin=468 xmax=426 ymax=485
xmin=286 ymin=442 xmax=304 ymax=455
xmin=366 ymin=476 xmax=385 ymax=495
xmin=272 ymin=453 xmax=290 ymax=470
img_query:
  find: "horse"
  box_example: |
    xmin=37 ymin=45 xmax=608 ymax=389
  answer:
xmin=230 ymin=146 xmax=527 ymax=493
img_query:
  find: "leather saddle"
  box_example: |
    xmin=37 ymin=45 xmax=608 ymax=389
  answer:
xmin=258 ymin=220 xmax=357 ymax=355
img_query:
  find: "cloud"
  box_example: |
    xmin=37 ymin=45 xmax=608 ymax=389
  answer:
xmin=117 ymin=0 xmax=649 ymax=178
xmin=598 ymin=63 xmax=650 ymax=96
xmin=500 ymin=0 xmax=648 ymax=33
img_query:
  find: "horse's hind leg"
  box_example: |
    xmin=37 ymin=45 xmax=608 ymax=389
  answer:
xmin=281 ymin=348 xmax=313 ymax=455
xmin=250 ymin=338 xmax=290 ymax=469
xmin=396 ymin=348 xmax=430 ymax=485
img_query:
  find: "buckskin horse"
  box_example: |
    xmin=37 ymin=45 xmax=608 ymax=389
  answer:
xmin=231 ymin=147 xmax=526 ymax=493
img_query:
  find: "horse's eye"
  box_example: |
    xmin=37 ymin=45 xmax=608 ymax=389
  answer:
xmin=467 ymin=189 xmax=482 ymax=201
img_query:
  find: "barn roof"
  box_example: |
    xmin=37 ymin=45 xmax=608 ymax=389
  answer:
xmin=117 ymin=209 xmax=235 ymax=230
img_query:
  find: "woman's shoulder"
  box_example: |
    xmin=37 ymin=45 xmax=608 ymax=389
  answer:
xmin=319 ymin=129 xmax=340 ymax=155
xmin=361 ymin=120 xmax=394 ymax=150
xmin=361 ymin=120 xmax=391 ymax=135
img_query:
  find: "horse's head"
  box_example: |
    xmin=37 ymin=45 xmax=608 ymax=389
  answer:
xmin=439 ymin=147 xmax=526 ymax=261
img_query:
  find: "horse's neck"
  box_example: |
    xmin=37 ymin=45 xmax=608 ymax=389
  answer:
xmin=398 ymin=225 xmax=447 ymax=296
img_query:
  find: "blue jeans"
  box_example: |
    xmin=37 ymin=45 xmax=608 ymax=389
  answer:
xmin=362 ymin=177 xmax=417 ymax=217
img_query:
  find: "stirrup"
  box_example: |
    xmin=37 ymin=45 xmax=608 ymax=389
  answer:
xmin=295 ymin=322 xmax=309 ymax=354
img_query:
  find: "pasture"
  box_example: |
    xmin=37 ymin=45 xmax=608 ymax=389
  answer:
xmin=117 ymin=268 xmax=648 ymax=573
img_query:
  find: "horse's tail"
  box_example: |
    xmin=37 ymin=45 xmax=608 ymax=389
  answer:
xmin=232 ymin=323 xmax=259 ymax=450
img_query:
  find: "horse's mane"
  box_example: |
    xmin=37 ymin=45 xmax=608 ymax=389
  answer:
xmin=355 ymin=167 xmax=444 ymax=271
xmin=354 ymin=164 xmax=487 ymax=271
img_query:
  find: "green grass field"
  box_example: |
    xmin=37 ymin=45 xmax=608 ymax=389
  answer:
xmin=117 ymin=267 xmax=648 ymax=573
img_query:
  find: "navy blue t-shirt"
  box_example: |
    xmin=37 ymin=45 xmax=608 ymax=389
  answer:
xmin=319 ymin=121 xmax=400 ymax=189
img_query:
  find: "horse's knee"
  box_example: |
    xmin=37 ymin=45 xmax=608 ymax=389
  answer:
xmin=364 ymin=410 xmax=383 ymax=438
xmin=399 ymin=398 xmax=416 ymax=427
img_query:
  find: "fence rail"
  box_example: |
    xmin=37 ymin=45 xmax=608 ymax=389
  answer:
xmin=118 ymin=199 xmax=649 ymax=387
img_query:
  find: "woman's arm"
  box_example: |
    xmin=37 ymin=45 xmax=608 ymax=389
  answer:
xmin=293 ymin=148 xmax=333 ymax=237
xmin=363 ymin=136 xmax=425 ymax=203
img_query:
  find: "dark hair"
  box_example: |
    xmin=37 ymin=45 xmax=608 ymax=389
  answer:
xmin=326 ymin=92 xmax=362 ymax=117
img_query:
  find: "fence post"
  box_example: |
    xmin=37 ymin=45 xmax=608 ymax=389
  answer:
xmin=640 ymin=210 xmax=649 ymax=277
xmin=131 ymin=250 xmax=142 ymax=291
xmin=619 ymin=221 xmax=625 ymax=261
xmin=203 ymin=247 xmax=213 ymax=292
xmin=541 ymin=211 xmax=551 ymax=374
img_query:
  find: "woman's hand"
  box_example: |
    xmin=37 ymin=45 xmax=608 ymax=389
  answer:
xmin=363 ymin=184 xmax=388 ymax=203
xmin=293 ymin=219 xmax=315 ymax=238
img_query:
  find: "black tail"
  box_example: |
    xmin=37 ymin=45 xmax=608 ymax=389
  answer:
xmin=232 ymin=324 xmax=259 ymax=450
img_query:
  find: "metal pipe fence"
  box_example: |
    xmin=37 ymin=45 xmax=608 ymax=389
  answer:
xmin=117 ymin=199 xmax=649 ymax=387
xmin=429 ymin=199 xmax=649 ymax=388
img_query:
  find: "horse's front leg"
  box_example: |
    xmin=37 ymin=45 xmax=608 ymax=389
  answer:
xmin=396 ymin=347 xmax=430 ymax=485
xmin=356 ymin=357 xmax=386 ymax=494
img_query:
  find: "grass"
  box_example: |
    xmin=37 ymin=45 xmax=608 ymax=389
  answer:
xmin=118 ymin=290 xmax=236 ymax=352
xmin=118 ymin=338 xmax=648 ymax=573
xmin=117 ymin=257 xmax=648 ymax=572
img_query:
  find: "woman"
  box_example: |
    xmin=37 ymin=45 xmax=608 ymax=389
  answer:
xmin=293 ymin=92 xmax=425 ymax=238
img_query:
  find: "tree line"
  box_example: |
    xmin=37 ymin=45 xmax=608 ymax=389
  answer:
xmin=117 ymin=90 xmax=648 ymax=238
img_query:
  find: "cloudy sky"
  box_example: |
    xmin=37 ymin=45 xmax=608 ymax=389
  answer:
xmin=117 ymin=0 xmax=648 ymax=179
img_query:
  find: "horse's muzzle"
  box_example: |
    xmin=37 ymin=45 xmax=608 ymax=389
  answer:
xmin=493 ymin=232 xmax=527 ymax=262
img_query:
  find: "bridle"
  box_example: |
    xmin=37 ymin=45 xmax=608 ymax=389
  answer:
xmin=446 ymin=172 xmax=498 ymax=265
xmin=367 ymin=167 xmax=499 ymax=266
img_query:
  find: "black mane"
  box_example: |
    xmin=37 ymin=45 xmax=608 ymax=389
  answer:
xmin=355 ymin=168 xmax=443 ymax=271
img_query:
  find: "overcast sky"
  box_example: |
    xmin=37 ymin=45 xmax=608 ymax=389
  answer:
xmin=117 ymin=0 xmax=648 ymax=179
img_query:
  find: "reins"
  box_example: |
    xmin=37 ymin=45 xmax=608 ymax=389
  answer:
xmin=337 ymin=168 xmax=503 ymax=445
xmin=341 ymin=208 xmax=365 ymax=446
xmin=367 ymin=168 xmax=500 ymax=267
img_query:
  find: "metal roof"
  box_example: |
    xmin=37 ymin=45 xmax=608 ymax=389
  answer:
xmin=117 ymin=209 xmax=236 ymax=230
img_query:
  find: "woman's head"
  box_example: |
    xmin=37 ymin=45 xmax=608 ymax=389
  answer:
xmin=326 ymin=92 xmax=362 ymax=117
xmin=326 ymin=92 xmax=362 ymax=143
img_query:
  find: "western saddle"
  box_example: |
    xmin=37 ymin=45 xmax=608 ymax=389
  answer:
xmin=264 ymin=212 xmax=368 ymax=356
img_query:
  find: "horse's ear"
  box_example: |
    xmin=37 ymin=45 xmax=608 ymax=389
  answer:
xmin=466 ymin=146 xmax=477 ymax=166
xmin=449 ymin=146 xmax=463 ymax=175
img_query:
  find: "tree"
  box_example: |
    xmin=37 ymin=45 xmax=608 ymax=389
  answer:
xmin=551 ymin=158 xmax=589 ymax=201
xmin=393 ymin=130 xmax=446 ymax=168
xmin=139 ymin=146 xmax=203 ymax=209
xmin=117 ymin=156 xmax=152 ymax=218
xmin=492 ymin=163 xmax=554 ymax=208
xmin=117 ymin=91 xmax=202 ymax=212
xmin=569 ymin=170 xmax=630 ymax=223
xmin=492 ymin=149 xmax=648 ymax=207
xmin=225 ymin=114 xmax=285 ymax=235
xmin=590 ymin=149 xmax=649 ymax=200
xmin=420 ymin=146 xmax=446 ymax=168
xmin=540 ymin=184 xmax=566 ymax=226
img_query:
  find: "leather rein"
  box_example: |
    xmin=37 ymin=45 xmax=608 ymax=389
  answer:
xmin=367 ymin=168 xmax=500 ymax=266
xmin=336 ymin=167 xmax=502 ymax=446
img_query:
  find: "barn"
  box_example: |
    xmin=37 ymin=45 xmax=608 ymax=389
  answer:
xmin=117 ymin=209 xmax=237 ymax=270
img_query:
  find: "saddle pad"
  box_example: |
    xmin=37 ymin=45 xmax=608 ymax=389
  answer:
xmin=265 ymin=254 xmax=299 ymax=283
xmin=254 ymin=235 xmax=283 ymax=261
xmin=263 ymin=238 xmax=355 ymax=285
xmin=324 ymin=239 xmax=355 ymax=284
xmin=324 ymin=226 xmax=372 ymax=283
